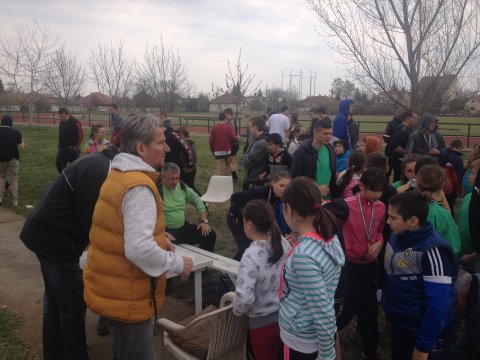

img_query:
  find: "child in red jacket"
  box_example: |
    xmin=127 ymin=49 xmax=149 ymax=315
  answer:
xmin=209 ymin=112 xmax=237 ymax=176
xmin=337 ymin=167 xmax=387 ymax=360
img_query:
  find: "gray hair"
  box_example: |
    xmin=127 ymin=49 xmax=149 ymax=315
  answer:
xmin=161 ymin=162 xmax=180 ymax=175
xmin=118 ymin=114 xmax=163 ymax=155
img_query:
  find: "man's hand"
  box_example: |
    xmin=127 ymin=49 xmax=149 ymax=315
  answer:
xmin=165 ymin=232 xmax=176 ymax=242
xmin=411 ymin=348 xmax=428 ymax=360
xmin=180 ymin=256 xmax=193 ymax=281
xmin=428 ymin=148 xmax=440 ymax=156
xmin=165 ymin=238 xmax=175 ymax=253
xmin=318 ymin=185 xmax=330 ymax=197
xmin=197 ymin=223 xmax=211 ymax=236
xmin=258 ymin=172 xmax=268 ymax=181
xmin=366 ymin=241 xmax=383 ymax=261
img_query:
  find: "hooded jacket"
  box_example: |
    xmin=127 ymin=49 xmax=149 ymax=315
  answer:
xmin=333 ymin=99 xmax=353 ymax=150
xmin=279 ymin=232 xmax=345 ymax=359
xmin=241 ymin=133 xmax=269 ymax=184
xmin=406 ymin=113 xmax=444 ymax=155
xmin=290 ymin=138 xmax=337 ymax=197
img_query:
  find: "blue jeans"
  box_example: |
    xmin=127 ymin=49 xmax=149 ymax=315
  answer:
xmin=39 ymin=259 xmax=88 ymax=360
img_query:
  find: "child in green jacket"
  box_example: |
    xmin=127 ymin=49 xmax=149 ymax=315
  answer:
xmin=416 ymin=164 xmax=461 ymax=254
xmin=458 ymin=159 xmax=480 ymax=267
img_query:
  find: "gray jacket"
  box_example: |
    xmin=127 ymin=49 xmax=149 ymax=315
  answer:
xmin=241 ymin=133 xmax=268 ymax=184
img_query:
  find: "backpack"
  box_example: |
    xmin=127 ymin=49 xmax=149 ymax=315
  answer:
xmin=442 ymin=163 xmax=461 ymax=195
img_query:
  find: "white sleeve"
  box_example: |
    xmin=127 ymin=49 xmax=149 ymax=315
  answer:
xmin=122 ymin=186 xmax=184 ymax=277
xmin=232 ymin=247 xmax=258 ymax=316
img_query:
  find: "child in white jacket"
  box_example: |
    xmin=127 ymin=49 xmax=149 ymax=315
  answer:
xmin=233 ymin=199 xmax=289 ymax=360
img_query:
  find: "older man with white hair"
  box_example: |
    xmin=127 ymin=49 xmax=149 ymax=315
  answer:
xmin=83 ymin=114 xmax=193 ymax=360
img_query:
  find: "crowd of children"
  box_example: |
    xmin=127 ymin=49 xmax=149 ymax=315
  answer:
xmin=225 ymin=108 xmax=480 ymax=360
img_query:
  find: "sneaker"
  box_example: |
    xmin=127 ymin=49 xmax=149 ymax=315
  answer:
xmin=97 ymin=316 xmax=109 ymax=336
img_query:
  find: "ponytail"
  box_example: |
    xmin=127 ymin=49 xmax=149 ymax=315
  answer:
xmin=283 ymin=177 xmax=339 ymax=240
xmin=313 ymin=206 xmax=338 ymax=240
xmin=337 ymin=150 xmax=365 ymax=196
xmin=268 ymin=221 xmax=283 ymax=264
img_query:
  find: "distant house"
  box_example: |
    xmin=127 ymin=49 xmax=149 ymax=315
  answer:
xmin=465 ymin=96 xmax=480 ymax=114
xmin=75 ymin=92 xmax=113 ymax=111
xmin=297 ymin=95 xmax=340 ymax=114
xmin=208 ymin=93 xmax=248 ymax=113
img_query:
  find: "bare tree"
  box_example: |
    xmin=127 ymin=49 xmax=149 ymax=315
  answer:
xmin=88 ymin=40 xmax=135 ymax=104
xmin=330 ymin=78 xmax=356 ymax=100
xmin=265 ymin=86 xmax=299 ymax=111
xmin=0 ymin=21 xmax=59 ymax=125
xmin=44 ymin=44 xmax=86 ymax=106
xmin=225 ymin=49 xmax=261 ymax=121
xmin=139 ymin=37 xmax=191 ymax=112
xmin=308 ymin=0 xmax=480 ymax=113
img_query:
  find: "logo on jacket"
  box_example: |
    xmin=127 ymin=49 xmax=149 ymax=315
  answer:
xmin=403 ymin=248 xmax=412 ymax=258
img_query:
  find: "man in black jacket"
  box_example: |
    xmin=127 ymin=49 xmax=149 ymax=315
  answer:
xmin=20 ymin=146 xmax=119 ymax=360
xmin=291 ymin=118 xmax=337 ymax=199
xmin=56 ymin=108 xmax=83 ymax=172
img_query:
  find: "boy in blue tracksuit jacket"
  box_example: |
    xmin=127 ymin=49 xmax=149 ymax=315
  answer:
xmin=382 ymin=191 xmax=457 ymax=360
xmin=333 ymin=99 xmax=353 ymax=150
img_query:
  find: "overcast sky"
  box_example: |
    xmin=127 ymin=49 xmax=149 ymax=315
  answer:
xmin=1 ymin=0 xmax=343 ymax=98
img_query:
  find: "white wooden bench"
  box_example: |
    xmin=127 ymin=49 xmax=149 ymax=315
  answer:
xmin=178 ymin=244 xmax=240 ymax=284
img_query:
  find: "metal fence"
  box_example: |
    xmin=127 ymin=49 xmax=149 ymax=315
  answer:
xmin=6 ymin=111 xmax=480 ymax=148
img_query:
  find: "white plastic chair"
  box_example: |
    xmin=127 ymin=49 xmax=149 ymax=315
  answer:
xmin=200 ymin=176 xmax=233 ymax=203
xmin=157 ymin=292 xmax=248 ymax=360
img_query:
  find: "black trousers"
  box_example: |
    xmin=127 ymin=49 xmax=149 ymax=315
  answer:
xmin=390 ymin=158 xmax=402 ymax=183
xmin=181 ymin=170 xmax=201 ymax=196
xmin=39 ymin=259 xmax=88 ymax=360
xmin=227 ymin=212 xmax=250 ymax=261
xmin=391 ymin=326 xmax=454 ymax=360
xmin=56 ymin=147 xmax=80 ymax=173
xmin=167 ymin=221 xmax=216 ymax=252
xmin=336 ymin=261 xmax=379 ymax=357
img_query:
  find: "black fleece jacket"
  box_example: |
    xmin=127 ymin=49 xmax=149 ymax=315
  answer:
xmin=20 ymin=147 xmax=119 ymax=262
xmin=290 ymin=138 xmax=337 ymax=198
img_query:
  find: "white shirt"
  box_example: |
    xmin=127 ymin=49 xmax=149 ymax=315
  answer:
xmin=267 ymin=113 xmax=290 ymax=141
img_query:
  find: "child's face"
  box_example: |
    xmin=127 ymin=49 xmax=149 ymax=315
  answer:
xmin=359 ymin=183 xmax=383 ymax=203
xmin=267 ymin=142 xmax=281 ymax=154
xmin=404 ymin=162 xmax=416 ymax=180
xmin=469 ymin=167 xmax=478 ymax=187
xmin=334 ymin=143 xmax=345 ymax=156
xmin=272 ymin=178 xmax=291 ymax=198
xmin=387 ymin=205 xmax=415 ymax=235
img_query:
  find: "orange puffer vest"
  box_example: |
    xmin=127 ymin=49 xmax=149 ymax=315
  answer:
xmin=83 ymin=169 xmax=166 ymax=323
